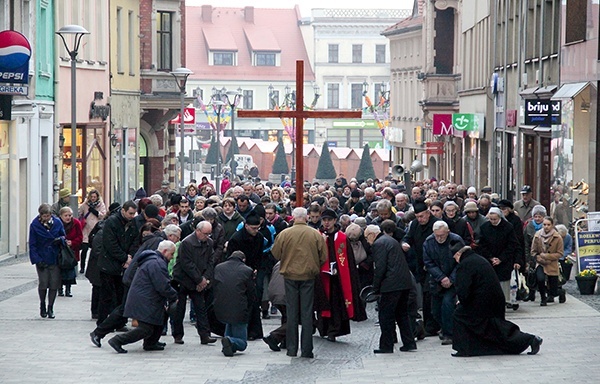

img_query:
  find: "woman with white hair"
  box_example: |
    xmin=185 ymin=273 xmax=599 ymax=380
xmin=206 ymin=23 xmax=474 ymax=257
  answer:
xmin=478 ymin=207 xmax=521 ymax=310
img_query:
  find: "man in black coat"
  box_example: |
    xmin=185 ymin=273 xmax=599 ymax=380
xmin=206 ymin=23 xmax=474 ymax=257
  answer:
xmin=365 ymin=225 xmax=415 ymax=354
xmin=401 ymin=198 xmax=441 ymax=336
xmin=96 ymin=200 xmax=137 ymax=324
xmin=423 ymin=221 xmax=464 ymax=345
xmin=107 ymin=241 xmax=178 ymax=353
xmin=452 ymin=244 xmax=542 ymax=357
xmin=213 ymin=251 xmax=255 ymax=357
xmin=172 ymin=221 xmax=217 ymax=345
xmin=226 ymin=211 xmax=266 ymax=339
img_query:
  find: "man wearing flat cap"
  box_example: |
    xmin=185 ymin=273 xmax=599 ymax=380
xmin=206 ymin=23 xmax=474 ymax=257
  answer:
xmin=314 ymin=209 xmax=365 ymax=342
xmin=154 ymin=180 xmax=176 ymax=206
xmin=513 ymin=185 xmax=541 ymax=222
xmin=52 ymin=188 xmax=71 ymax=216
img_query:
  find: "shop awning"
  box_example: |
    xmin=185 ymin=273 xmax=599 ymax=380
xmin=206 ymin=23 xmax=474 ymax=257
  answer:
xmin=551 ymin=82 xmax=590 ymax=99
xmin=535 ymin=85 xmax=558 ymax=97
xmin=519 ymin=87 xmax=538 ymax=97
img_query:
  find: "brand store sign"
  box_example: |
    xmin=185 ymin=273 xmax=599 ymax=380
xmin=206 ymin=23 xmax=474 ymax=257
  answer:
xmin=524 ymin=99 xmax=561 ymax=125
xmin=0 ymin=30 xmax=31 ymax=95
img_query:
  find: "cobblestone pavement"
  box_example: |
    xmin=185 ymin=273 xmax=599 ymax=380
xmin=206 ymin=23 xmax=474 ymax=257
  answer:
xmin=1 ymin=258 xmax=599 ymax=384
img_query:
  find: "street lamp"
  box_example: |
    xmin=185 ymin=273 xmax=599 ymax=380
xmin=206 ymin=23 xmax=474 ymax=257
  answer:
xmin=211 ymin=99 xmax=226 ymax=195
xmin=56 ymin=24 xmax=89 ymax=212
xmin=224 ymin=88 xmax=243 ymax=140
xmin=170 ymin=67 xmax=193 ymax=194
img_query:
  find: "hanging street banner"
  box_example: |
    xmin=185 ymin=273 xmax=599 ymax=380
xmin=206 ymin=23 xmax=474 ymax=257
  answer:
xmin=0 ymin=30 xmax=31 ymax=97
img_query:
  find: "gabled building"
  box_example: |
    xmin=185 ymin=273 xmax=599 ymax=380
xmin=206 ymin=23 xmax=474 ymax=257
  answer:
xmin=185 ymin=5 xmax=315 ymax=146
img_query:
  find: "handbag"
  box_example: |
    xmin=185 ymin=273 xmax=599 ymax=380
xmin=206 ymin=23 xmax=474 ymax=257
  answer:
xmin=526 ymin=268 xmax=538 ymax=289
xmin=516 ymin=268 xmax=529 ymax=301
xmin=558 ymin=262 xmax=566 ymax=286
xmin=58 ymin=244 xmax=78 ymax=270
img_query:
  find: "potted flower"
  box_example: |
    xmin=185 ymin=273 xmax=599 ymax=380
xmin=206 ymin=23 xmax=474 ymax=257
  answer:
xmin=575 ymin=268 xmax=598 ymax=295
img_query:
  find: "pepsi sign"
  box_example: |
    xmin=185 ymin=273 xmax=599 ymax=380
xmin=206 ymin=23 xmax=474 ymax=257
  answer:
xmin=0 ymin=30 xmax=31 ymax=86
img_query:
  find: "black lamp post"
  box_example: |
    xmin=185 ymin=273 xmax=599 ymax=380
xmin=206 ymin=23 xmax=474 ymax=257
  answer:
xmin=170 ymin=67 xmax=193 ymax=193
xmin=56 ymin=24 xmax=89 ymax=212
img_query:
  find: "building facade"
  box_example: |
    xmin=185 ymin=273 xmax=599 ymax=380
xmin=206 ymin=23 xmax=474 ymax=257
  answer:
xmin=0 ymin=0 xmax=55 ymax=256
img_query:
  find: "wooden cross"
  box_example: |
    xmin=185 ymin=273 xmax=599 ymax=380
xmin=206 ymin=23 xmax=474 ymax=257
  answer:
xmin=237 ymin=60 xmax=362 ymax=207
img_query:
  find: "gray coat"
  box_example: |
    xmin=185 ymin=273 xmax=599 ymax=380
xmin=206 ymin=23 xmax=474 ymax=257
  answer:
xmin=213 ymin=254 xmax=255 ymax=324
xmin=124 ymin=251 xmax=178 ymax=325
xmin=372 ymin=234 xmax=412 ymax=293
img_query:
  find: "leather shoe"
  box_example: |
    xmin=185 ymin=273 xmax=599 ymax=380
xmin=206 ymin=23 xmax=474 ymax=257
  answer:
xmin=221 ymin=337 xmax=234 ymax=357
xmin=528 ymin=336 xmax=543 ymax=355
xmin=40 ymin=303 xmax=47 ymax=318
xmin=452 ymin=352 xmax=470 ymax=357
xmin=399 ymin=344 xmax=417 ymax=352
xmin=300 ymin=352 xmax=314 ymax=358
xmin=47 ymin=306 xmax=55 ymax=319
xmin=173 ymin=337 xmax=184 ymax=344
xmin=559 ymin=289 xmax=566 ymax=303
xmin=143 ymin=344 xmax=165 ymax=351
xmin=441 ymin=337 xmax=453 ymax=346
xmin=286 ymin=351 xmax=297 ymax=357
xmin=90 ymin=332 xmax=102 ymax=348
xmin=373 ymin=349 xmax=393 ymax=354
xmin=263 ymin=336 xmax=281 ymax=351
xmin=547 ymin=296 xmax=555 ymax=303
xmin=108 ymin=338 xmax=127 ymax=354
xmin=326 ymin=335 xmax=336 ymax=342
xmin=156 ymin=341 xmax=166 ymax=347
xmin=201 ymin=336 xmax=217 ymax=344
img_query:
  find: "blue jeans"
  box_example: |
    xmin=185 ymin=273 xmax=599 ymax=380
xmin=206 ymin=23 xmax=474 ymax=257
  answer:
xmin=225 ymin=323 xmax=248 ymax=352
xmin=430 ymin=286 xmax=456 ymax=338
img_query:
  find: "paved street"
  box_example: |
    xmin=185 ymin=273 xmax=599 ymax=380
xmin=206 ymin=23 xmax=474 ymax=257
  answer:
xmin=0 ymin=255 xmax=598 ymax=384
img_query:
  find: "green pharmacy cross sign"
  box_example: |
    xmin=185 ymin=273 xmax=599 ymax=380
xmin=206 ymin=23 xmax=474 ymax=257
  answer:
xmin=452 ymin=113 xmax=481 ymax=131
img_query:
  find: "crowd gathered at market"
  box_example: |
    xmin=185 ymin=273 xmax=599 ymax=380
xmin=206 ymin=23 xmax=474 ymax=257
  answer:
xmin=29 ymin=173 xmax=575 ymax=357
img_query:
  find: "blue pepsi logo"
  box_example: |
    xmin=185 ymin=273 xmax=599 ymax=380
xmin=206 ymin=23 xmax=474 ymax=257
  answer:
xmin=0 ymin=30 xmax=32 ymax=70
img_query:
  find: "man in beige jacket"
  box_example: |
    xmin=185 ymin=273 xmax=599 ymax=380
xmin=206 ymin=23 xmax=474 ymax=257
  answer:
xmin=272 ymin=207 xmax=327 ymax=358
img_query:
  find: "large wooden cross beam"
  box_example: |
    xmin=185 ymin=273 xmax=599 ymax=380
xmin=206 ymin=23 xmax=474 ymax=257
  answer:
xmin=238 ymin=60 xmax=362 ymax=206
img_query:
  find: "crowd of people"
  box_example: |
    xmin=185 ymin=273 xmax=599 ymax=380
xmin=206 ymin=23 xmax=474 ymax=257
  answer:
xmin=30 ymin=173 xmax=569 ymax=357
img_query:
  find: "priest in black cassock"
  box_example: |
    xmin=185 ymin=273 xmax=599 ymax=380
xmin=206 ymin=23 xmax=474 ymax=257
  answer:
xmin=314 ymin=209 xmax=366 ymax=342
xmin=451 ymin=243 xmax=543 ymax=357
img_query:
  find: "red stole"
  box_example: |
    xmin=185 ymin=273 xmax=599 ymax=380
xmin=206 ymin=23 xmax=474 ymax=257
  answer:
xmin=320 ymin=231 xmax=355 ymax=319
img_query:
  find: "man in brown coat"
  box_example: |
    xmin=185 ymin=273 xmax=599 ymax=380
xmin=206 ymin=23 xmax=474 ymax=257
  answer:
xmin=271 ymin=207 xmax=327 ymax=358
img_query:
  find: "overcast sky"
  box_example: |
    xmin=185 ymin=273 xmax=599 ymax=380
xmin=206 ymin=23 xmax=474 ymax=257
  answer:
xmin=187 ymin=0 xmax=415 ymax=18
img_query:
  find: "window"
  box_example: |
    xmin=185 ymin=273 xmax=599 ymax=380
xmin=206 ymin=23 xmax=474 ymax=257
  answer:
xmin=351 ymin=84 xmax=363 ymax=109
xmin=243 ymin=90 xmax=253 ymax=109
xmin=116 ymin=7 xmax=123 ymax=73
xmin=328 ymin=44 xmax=339 ymax=63
xmin=128 ymin=10 xmax=135 ymax=75
xmin=327 ymin=84 xmax=339 ymax=109
xmin=156 ymin=11 xmax=173 ymax=71
xmin=214 ymin=52 xmax=234 ymax=66
xmin=352 ymin=45 xmax=362 ymax=63
xmin=566 ymin=0 xmax=586 ymax=44
xmin=376 ymin=44 xmax=386 ymax=63
xmin=374 ymin=83 xmax=383 ymax=102
xmin=255 ymin=52 xmax=276 ymax=66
